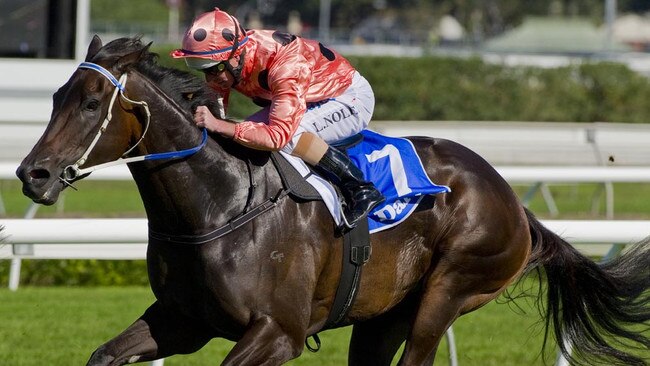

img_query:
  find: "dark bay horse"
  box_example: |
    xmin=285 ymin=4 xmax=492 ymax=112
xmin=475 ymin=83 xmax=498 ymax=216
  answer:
xmin=17 ymin=36 xmax=649 ymax=366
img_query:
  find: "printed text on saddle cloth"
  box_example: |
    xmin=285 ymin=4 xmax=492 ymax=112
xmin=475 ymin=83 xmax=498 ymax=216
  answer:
xmin=347 ymin=130 xmax=451 ymax=233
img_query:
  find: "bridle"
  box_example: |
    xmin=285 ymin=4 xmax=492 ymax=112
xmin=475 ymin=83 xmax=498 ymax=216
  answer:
xmin=61 ymin=60 xmax=289 ymax=243
xmin=61 ymin=62 xmax=207 ymax=186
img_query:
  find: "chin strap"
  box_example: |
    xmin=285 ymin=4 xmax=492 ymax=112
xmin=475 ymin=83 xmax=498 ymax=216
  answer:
xmin=225 ymin=13 xmax=246 ymax=86
xmin=226 ymin=48 xmax=246 ymax=86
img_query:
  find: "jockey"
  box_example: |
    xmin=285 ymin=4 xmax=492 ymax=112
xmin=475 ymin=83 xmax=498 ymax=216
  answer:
xmin=171 ymin=8 xmax=385 ymax=229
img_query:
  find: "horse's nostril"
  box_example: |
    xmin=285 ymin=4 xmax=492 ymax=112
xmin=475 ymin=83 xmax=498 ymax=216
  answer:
xmin=28 ymin=169 xmax=50 ymax=180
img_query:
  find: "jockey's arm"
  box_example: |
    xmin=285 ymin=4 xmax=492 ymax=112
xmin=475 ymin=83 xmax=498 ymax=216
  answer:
xmin=232 ymin=55 xmax=310 ymax=151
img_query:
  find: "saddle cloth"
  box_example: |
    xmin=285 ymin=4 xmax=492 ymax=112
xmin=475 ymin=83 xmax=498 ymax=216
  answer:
xmin=280 ymin=129 xmax=451 ymax=233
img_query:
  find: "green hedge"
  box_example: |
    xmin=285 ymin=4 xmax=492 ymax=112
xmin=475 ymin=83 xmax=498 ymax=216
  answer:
xmin=154 ymin=46 xmax=650 ymax=123
xmin=347 ymin=56 xmax=650 ymax=122
xmin=0 ymin=259 xmax=149 ymax=287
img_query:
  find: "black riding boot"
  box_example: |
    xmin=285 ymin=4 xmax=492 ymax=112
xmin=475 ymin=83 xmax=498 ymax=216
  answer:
xmin=314 ymin=146 xmax=385 ymax=228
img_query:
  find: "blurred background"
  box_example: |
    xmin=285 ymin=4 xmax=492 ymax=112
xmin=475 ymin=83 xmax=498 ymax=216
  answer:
xmin=96 ymin=0 xmax=650 ymax=61
xmin=3 ymin=0 xmax=650 ymax=60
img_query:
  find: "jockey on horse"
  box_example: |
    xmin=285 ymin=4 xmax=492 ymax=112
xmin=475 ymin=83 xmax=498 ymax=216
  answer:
xmin=171 ymin=8 xmax=385 ymax=229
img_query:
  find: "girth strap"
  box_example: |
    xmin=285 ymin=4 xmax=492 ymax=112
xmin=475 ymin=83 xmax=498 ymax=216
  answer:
xmin=306 ymin=218 xmax=371 ymax=352
xmin=325 ymin=218 xmax=371 ymax=328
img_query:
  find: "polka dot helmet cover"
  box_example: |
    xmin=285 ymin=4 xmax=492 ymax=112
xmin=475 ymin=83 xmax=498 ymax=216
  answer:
xmin=171 ymin=8 xmax=247 ymax=69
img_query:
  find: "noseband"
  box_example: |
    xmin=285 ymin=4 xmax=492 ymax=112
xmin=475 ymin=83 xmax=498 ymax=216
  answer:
xmin=61 ymin=62 xmax=207 ymax=185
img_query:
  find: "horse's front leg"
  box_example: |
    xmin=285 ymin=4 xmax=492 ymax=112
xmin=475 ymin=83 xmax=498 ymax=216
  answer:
xmin=221 ymin=313 xmax=306 ymax=366
xmin=86 ymin=301 xmax=212 ymax=366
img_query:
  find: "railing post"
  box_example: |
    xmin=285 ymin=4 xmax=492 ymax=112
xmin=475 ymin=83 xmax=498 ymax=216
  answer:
xmin=521 ymin=182 xmax=542 ymax=206
xmin=521 ymin=182 xmax=559 ymax=217
xmin=8 ymin=202 xmax=40 ymax=290
xmin=8 ymin=258 xmax=21 ymax=291
xmin=539 ymin=183 xmax=559 ymax=217
xmin=604 ymin=182 xmax=614 ymax=219
xmin=445 ymin=327 xmax=459 ymax=366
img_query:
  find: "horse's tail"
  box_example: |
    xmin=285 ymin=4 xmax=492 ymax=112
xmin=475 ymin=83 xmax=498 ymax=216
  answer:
xmin=523 ymin=207 xmax=650 ymax=366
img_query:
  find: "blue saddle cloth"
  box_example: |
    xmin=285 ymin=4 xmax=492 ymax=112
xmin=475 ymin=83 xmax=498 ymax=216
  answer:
xmin=347 ymin=130 xmax=451 ymax=233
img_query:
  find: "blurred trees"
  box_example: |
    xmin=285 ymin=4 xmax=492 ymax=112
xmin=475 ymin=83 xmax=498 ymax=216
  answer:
xmin=91 ymin=0 xmax=169 ymax=22
xmin=619 ymin=0 xmax=650 ymax=13
xmin=178 ymin=0 xmax=650 ymax=40
xmin=92 ymin=0 xmax=650 ymax=42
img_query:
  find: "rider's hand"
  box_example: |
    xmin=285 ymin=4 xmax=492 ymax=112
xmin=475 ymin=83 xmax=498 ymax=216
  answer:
xmin=194 ymin=105 xmax=235 ymax=138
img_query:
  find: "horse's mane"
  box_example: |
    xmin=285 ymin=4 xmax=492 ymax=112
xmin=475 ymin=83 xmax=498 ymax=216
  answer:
xmin=94 ymin=36 xmax=221 ymax=117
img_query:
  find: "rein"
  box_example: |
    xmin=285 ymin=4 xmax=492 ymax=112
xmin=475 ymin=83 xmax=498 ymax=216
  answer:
xmin=149 ymin=187 xmax=290 ymax=244
xmin=61 ymin=62 xmax=208 ymax=184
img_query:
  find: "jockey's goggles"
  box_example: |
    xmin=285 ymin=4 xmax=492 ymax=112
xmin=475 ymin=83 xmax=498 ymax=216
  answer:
xmin=201 ymin=62 xmax=227 ymax=75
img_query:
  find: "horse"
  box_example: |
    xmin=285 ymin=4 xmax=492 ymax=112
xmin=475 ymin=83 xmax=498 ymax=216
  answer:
xmin=17 ymin=36 xmax=649 ymax=366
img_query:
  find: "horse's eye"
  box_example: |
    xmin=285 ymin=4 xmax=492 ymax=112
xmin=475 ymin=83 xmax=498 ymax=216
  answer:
xmin=85 ymin=99 xmax=100 ymax=111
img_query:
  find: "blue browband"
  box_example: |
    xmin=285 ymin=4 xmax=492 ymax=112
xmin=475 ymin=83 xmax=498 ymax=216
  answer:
xmin=78 ymin=62 xmax=125 ymax=92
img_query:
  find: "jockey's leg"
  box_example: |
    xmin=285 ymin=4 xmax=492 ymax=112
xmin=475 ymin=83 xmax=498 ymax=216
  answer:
xmin=86 ymin=301 xmax=212 ymax=366
xmin=280 ymin=72 xmax=380 ymax=228
xmin=292 ymin=132 xmax=385 ymax=228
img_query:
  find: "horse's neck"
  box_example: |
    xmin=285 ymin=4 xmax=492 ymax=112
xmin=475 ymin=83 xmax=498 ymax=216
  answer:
xmin=127 ymin=75 xmax=252 ymax=234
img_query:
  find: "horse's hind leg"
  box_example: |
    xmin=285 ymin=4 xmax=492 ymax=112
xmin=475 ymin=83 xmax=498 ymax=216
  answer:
xmin=398 ymin=244 xmax=529 ymax=365
xmin=86 ymin=301 xmax=212 ymax=366
xmin=396 ymin=276 xmax=468 ymax=366
xmin=348 ymin=295 xmax=417 ymax=366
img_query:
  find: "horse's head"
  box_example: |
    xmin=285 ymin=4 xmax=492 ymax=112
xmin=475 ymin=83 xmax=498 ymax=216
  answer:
xmin=16 ymin=35 xmax=152 ymax=204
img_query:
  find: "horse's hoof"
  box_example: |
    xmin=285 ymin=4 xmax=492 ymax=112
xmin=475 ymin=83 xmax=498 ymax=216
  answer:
xmin=86 ymin=349 xmax=115 ymax=366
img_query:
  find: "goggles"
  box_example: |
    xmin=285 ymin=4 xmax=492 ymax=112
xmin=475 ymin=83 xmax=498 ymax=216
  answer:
xmin=201 ymin=62 xmax=227 ymax=75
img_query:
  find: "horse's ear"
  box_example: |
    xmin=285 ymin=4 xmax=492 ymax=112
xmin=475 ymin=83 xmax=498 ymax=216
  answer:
xmin=115 ymin=41 xmax=153 ymax=73
xmin=85 ymin=35 xmax=103 ymax=62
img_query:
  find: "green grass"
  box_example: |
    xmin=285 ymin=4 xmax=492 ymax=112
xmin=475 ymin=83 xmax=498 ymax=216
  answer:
xmin=0 ymin=286 xmax=558 ymax=366
xmin=512 ymin=182 xmax=650 ymax=219
xmin=0 ymin=180 xmax=144 ymax=218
